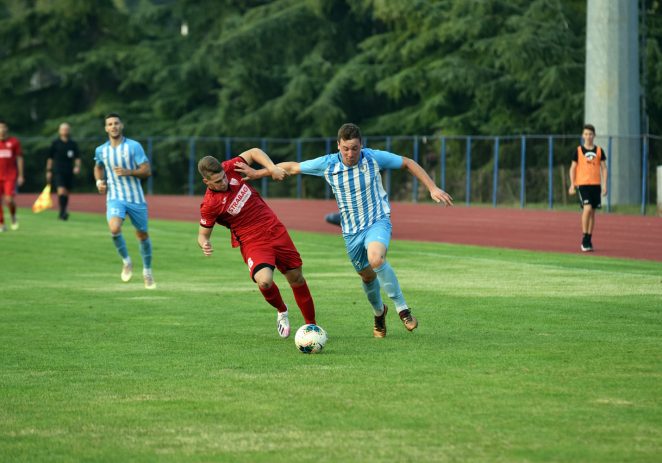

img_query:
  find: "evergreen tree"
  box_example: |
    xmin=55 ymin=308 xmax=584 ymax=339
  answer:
xmin=0 ymin=0 xmax=658 ymax=139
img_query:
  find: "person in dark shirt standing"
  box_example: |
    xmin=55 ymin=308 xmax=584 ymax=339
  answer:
xmin=46 ymin=122 xmax=81 ymax=220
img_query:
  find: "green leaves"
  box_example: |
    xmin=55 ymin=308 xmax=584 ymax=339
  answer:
xmin=0 ymin=0 xmax=657 ymax=137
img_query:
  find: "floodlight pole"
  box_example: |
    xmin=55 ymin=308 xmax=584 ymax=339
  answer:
xmin=584 ymin=0 xmax=641 ymax=205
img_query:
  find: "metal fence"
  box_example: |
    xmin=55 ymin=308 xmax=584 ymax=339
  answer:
xmin=18 ymin=133 xmax=661 ymax=214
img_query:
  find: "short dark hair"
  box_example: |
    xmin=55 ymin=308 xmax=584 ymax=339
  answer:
xmin=0 ymin=119 xmax=7 ymax=126
xmin=104 ymin=112 xmax=122 ymax=122
xmin=198 ymin=155 xmax=223 ymax=179
xmin=337 ymin=123 xmax=362 ymax=143
xmin=583 ymin=123 xmax=596 ymax=134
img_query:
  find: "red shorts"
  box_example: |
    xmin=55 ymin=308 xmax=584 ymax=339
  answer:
xmin=0 ymin=178 xmax=16 ymax=197
xmin=239 ymin=224 xmax=303 ymax=280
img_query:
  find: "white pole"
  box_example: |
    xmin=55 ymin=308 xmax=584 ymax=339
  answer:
xmin=585 ymin=0 xmax=641 ymax=205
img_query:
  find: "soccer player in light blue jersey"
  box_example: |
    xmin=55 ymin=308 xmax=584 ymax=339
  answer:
xmin=238 ymin=123 xmax=453 ymax=337
xmin=93 ymin=113 xmax=155 ymax=289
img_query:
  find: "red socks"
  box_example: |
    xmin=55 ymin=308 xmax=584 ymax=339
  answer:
xmin=259 ymin=282 xmax=287 ymax=313
xmin=259 ymin=281 xmax=317 ymax=325
xmin=292 ymin=282 xmax=316 ymax=325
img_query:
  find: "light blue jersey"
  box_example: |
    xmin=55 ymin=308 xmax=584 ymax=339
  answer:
xmin=94 ymin=138 xmax=148 ymax=204
xmin=299 ymin=148 xmax=403 ymax=234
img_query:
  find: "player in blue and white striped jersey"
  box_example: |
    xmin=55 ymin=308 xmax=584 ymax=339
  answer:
xmin=237 ymin=123 xmax=453 ymax=338
xmin=93 ymin=113 xmax=155 ymax=289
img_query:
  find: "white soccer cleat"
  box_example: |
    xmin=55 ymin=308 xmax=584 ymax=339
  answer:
xmin=143 ymin=273 xmax=156 ymax=290
xmin=10 ymin=221 xmax=18 ymax=231
xmin=0 ymin=225 xmax=6 ymax=233
xmin=121 ymin=262 xmax=133 ymax=282
xmin=277 ymin=310 xmax=290 ymax=338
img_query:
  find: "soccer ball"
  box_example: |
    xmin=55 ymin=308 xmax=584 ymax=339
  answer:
xmin=294 ymin=324 xmax=328 ymax=354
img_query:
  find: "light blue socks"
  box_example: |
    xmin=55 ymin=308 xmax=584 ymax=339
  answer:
xmin=362 ymin=278 xmax=384 ymax=315
xmin=112 ymin=233 xmax=129 ymax=261
xmin=139 ymin=238 xmax=152 ymax=272
xmin=374 ymin=261 xmax=407 ymax=312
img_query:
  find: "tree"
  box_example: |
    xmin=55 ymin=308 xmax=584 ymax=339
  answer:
xmin=0 ymin=0 xmax=658 ymax=140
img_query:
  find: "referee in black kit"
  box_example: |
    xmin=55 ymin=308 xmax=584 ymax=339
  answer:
xmin=46 ymin=122 xmax=81 ymax=220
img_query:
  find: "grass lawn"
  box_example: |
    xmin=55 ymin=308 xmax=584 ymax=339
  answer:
xmin=1 ymin=209 xmax=660 ymax=462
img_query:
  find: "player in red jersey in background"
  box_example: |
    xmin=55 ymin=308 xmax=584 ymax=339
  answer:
xmin=197 ymin=150 xmax=317 ymax=338
xmin=0 ymin=120 xmax=24 ymax=232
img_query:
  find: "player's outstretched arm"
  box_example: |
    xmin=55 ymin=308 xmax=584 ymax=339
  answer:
xmin=235 ymin=161 xmax=300 ymax=181
xmin=401 ymin=157 xmax=453 ymax=206
xmin=237 ymin=148 xmax=287 ymax=180
xmin=198 ymin=226 xmax=214 ymax=257
xmin=278 ymin=162 xmax=301 ymax=175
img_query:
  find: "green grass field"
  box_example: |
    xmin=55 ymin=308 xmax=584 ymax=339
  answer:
xmin=1 ymin=209 xmax=661 ymax=462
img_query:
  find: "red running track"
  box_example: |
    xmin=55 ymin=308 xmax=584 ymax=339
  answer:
xmin=15 ymin=193 xmax=662 ymax=262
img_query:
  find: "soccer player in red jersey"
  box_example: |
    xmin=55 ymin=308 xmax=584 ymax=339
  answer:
xmin=197 ymin=150 xmax=317 ymax=338
xmin=0 ymin=120 xmax=24 ymax=232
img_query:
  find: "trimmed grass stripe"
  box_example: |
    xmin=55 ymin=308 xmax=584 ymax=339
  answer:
xmin=1 ymin=209 xmax=661 ymax=462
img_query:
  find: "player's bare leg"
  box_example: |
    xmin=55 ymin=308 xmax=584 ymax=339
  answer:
xmin=136 ymin=230 xmax=155 ymax=289
xmin=255 ymin=266 xmax=290 ymax=338
xmin=109 ymin=217 xmax=132 ymax=281
xmin=581 ymin=205 xmax=593 ymax=252
xmin=284 ymin=267 xmax=316 ymax=325
xmin=581 ymin=205 xmax=591 ymax=234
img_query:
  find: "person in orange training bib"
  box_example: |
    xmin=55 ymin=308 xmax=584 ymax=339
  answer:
xmin=568 ymin=123 xmax=608 ymax=252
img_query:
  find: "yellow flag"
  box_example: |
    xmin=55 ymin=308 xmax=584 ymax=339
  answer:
xmin=32 ymin=184 xmax=53 ymax=213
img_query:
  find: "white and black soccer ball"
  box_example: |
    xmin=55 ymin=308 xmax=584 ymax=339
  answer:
xmin=294 ymin=324 xmax=327 ymax=354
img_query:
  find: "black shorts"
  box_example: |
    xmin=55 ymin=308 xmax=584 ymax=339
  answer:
xmin=53 ymin=172 xmax=74 ymax=190
xmin=577 ymin=185 xmax=601 ymax=209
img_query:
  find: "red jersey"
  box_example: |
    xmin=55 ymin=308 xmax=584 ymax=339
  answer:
xmin=0 ymin=137 xmax=22 ymax=180
xmin=199 ymin=156 xmax=283 ymax=247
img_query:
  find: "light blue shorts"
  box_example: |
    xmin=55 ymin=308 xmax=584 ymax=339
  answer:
xmin=343 ymin=218 xmax=392 ymax=272
xmin=107 ymin=200 xmax=149 ymax=232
